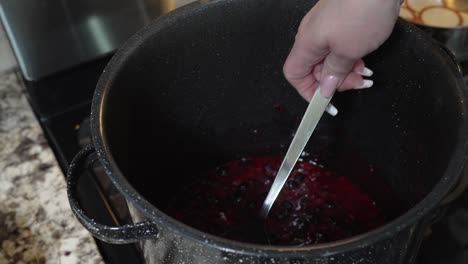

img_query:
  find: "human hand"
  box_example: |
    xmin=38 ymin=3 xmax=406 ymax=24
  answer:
xmin=283 ymin=0 xmax=401 ymax=100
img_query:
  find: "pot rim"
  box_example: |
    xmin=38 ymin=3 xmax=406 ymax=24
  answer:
xmin=90 ymin=0 xmax=468 ymax=258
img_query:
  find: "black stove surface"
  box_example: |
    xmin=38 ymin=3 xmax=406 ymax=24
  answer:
xmin=24 ymin=53 xmax=468 ymax=263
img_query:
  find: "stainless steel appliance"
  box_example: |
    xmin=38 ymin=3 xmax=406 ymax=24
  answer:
xmin=0 ymin=1 xmax=195 ymax=263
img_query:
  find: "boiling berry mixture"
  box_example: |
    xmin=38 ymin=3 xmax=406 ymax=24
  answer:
xmin=167 ymin=157 xmax=389 ymax=246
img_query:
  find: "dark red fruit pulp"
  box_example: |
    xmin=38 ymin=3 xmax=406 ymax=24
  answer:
xmin=166 ymin=157 xmax=387 ymax=246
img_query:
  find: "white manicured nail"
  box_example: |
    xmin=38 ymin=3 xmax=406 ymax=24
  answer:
xmin=356 ymin=79 xmax=374 ymax=89
xmin=326 ymin=103 xmax=338 ymax=116
xmin=358 ymin=67 xmax=374 ymax=77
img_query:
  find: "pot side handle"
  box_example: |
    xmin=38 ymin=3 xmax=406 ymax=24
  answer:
xmin=67 ymin=144 xmax=159 ymax=244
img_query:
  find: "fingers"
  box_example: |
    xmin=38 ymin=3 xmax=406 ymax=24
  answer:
xmin=319 ymin=52 xmax=358 ymax=98
xmin=283 ymin=54 xmax=319 ymax=101
xmin=352 ymin=60 xmax=373 ymax=77
xmin=326 ymin=103 xmax=338 ymax=116
xmin=283 ymin=43 xmax=327 ymax=100
xmin=283 ymin=22 xmax=328 ymax=101
xmin=337 ymin=73 xmax=373 ymax=92
xmin=313 ymin=61 xmax=374 ymax=91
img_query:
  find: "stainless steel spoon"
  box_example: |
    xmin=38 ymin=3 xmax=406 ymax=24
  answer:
xmin=259 ymin=86 xmax=334 ymax=219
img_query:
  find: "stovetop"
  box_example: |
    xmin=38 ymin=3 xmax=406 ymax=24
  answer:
xmin=26 ymin=55 xmax=144 ymax=264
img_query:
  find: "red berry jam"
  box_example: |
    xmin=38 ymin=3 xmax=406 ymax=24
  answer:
xmin=166 ymin=156 xmax=388 ymax=246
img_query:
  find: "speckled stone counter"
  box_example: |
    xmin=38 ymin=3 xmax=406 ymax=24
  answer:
xmin=0 ymin=71 xmax=103 ymax=264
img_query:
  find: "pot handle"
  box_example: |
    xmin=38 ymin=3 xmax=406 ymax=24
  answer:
xmin=67 ymin=144 xmax=159 ymax=244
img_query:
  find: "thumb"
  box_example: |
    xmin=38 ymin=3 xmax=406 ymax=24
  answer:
xmin=320 ymin=52 xmax=357 ymax=98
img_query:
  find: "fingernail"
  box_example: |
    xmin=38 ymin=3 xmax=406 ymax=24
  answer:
xmin=326 ymin=103 xmax=338 ymax=116
xmin=358 ymin=67 xmax=373 ymax=77
xmin=356 ymin=79 xmax=374 ymax=89
xmin=320 ymin=75 xmax=339 ymax=98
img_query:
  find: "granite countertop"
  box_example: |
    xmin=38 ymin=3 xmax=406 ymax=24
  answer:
xmin=0 ymin=71 xmax=103 ymax=264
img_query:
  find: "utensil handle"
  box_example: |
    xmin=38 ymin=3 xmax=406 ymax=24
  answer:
xmin=67 ymin=144 xmax=159 ymax=244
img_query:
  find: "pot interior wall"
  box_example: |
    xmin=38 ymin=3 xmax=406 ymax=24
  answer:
xmin=101 ymin=0 xmax=464 ymax=231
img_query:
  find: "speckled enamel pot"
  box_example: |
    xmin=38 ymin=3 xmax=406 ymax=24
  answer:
xmin=67 ymin=0 xmax=468 ymax=263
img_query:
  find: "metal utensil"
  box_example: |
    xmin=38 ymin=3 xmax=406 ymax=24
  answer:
xmin=259 ymin=86 xmax=333 ymax=219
